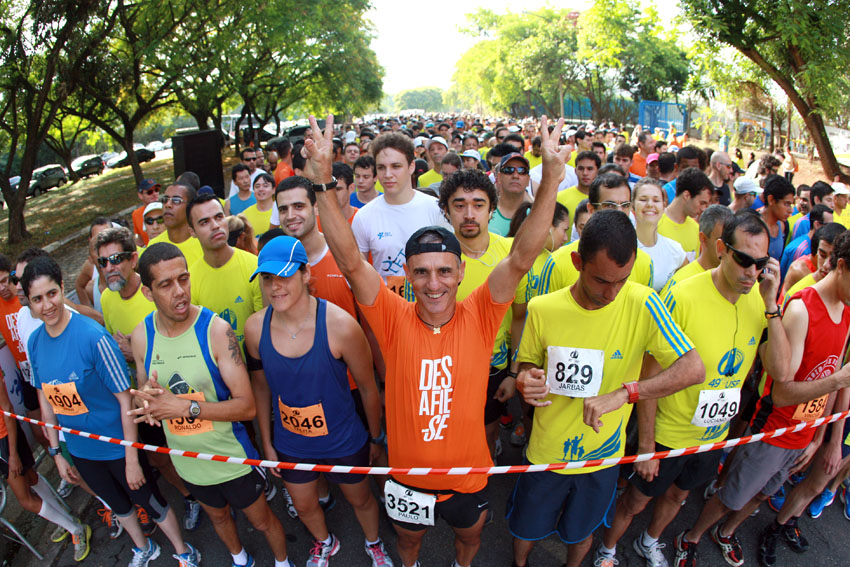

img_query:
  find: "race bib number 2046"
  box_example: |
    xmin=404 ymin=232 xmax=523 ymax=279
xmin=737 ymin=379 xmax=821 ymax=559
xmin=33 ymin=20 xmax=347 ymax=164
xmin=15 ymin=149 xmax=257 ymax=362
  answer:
xmin=546 ymin=346 xmax=604 ymax=398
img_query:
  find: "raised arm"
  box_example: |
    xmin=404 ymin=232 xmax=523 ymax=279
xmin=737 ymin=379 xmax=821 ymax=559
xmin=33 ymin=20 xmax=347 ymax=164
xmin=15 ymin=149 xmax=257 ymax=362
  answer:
xmin=488 ymin=116 xmax=569 ymax=303
xmin=302 ymin=115 xmax=382 ymax=306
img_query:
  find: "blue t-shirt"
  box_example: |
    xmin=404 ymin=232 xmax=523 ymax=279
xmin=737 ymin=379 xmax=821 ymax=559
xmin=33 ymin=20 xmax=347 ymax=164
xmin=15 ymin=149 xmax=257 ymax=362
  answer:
xmin=780 ymin=234 xmax=811 ymax=280
xmin=663 ymin=180 xmax=677 ymax=205
xmin=792 ymin=215 xmax=810 ymax=241
xmin=228 ymin=192 xmax=257 ymax=215
xmin=30 ymin=313 xmax=130 ymax=461
xmin=350 ymin=193 xmax=368 ymax=208
xmin=768 ymin=221 xmax=785 ymax=261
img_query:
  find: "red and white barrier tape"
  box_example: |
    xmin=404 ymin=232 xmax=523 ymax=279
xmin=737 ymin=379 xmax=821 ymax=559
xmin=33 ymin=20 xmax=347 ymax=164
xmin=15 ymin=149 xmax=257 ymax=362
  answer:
xmin=5 ymin=409 xmax=848 ymax=475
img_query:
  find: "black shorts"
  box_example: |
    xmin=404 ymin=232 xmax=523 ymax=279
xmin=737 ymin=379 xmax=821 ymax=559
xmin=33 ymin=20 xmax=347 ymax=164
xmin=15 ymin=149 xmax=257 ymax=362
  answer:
xmin=182 ymin=468 xmax=266 ymax=510
xmin=0 ymin=424 xmax=35 ymax=477
xmin=485 ymin=366 xmax=509 ymax=425
xmin=389 ymin=483 xmax=490 ymax=532
xmin=629 ymin=443 xmax=722 ymax=498
xmin=138 ymin=422 xmax=167 ymax=447
xmin=21 ymin=379 xmax=39 ymax=412
xmin=276 ymin=441 xmax=369 ymax=485
xmin=74 ymin=453 xmax=169 ymax=520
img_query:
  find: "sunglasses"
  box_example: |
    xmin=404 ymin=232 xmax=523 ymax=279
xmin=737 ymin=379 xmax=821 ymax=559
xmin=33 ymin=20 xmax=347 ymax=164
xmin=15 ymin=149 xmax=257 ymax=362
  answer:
xmin=724 ymin=242 xmax=770 ymax=271
xmin=593 ymin=201 xmax=632 ymax=211
xmin=160 ymin=195 xmax=185 ymax=205
xmin=140 ymin=188 xmax=159 ymax=196
xmin=8 ymin=271 xmax=18 ymax=286
xmin=96 ymin=252 xmax=133 ymax=268
xmin=501 ymin=166 xmax=529 ymax=175
xmin=145 ymin=215 xmax=165 ymax=225
xmin=243 ymin=157 xmax=257 ymax=161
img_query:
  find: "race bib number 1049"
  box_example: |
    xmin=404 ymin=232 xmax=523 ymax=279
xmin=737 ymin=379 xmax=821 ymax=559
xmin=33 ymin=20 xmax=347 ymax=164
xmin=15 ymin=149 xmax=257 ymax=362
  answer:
xmin=546 ymin=346 xmax=604 ymax=398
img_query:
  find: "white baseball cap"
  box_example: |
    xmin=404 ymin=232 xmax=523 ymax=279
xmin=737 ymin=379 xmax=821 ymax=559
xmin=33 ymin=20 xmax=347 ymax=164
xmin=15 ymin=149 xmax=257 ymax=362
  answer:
xmin=426 ymin=136 xmax=448 ymax=150
xmin=832 ymin=182 xmax=850 ymax=195
xmin=734 ymin=177 xmax=762 ymax=195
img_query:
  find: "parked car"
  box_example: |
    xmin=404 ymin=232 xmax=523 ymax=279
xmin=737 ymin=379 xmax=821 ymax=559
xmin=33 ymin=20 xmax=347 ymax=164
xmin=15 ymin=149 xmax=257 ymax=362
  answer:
xmin=146 ymin=140 xmax=165 ymax=152
xmin=100 ymin=151 xmax=120 ymax=166
xmin=71 ymin=155 xmax=104 ymax=178
xmin=28 ymin=165 xmax=67 ymax=196
xmin=108 ymin=148 xmax=156 ymax=168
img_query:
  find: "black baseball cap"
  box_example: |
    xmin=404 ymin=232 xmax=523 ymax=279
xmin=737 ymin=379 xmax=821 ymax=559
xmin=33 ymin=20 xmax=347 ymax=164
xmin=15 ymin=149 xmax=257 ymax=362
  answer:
xmin=405 ymin=226 xmax=462 ymax=260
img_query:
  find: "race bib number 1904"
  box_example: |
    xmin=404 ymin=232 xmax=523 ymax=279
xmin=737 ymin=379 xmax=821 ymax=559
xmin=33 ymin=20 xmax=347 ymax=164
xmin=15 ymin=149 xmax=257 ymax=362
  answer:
xmin=546 ymin=346 xmax=604 ymax=398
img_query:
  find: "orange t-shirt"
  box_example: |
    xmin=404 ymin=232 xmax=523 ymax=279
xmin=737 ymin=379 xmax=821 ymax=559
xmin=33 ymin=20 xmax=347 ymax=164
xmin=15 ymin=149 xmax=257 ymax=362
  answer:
xmin=316 ymin=207 xmax=357 ymax=232
xmin=357 ymin=279 xmax=511 ymax=493
xmin=274 ymin=162 xmax=295 ymax=187
xmin=132 ymin=205 xmax=149 ymax=246
xmin=0 ymin=295 xmax=26 ymax=367
xmin=631 ymin=152 xmax=647 ymax=178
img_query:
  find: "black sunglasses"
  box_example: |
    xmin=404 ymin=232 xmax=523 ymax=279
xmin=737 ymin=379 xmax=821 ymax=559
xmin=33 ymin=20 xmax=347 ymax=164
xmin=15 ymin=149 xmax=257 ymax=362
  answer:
xmin=96 ymin=252 xmax=133 ymax=268
xmin=8 ymin=271 xmax=18 ymax=286
xmin=500 ymin=166 xmax=529 ymax=175
xmin=145 ymin=215 xmax=165 ymax=225
xmin=724 ymin=242 xmax=770 ymax=271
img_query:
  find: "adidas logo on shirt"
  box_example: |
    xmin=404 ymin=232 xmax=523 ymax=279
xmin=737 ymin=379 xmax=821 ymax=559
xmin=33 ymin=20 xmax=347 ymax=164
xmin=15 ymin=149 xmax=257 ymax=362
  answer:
xmin=611 ymin=350 xmax=623 ymax=360
xmin=747 ymin=337 xmax=756 ymax=346
xmin=234 ymin=296 xmax=244 ymax=304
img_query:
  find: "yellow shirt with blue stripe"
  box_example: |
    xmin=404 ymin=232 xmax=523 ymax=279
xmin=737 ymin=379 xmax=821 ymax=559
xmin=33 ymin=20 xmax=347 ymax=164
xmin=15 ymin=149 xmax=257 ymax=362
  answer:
xmin=537 ymin=240 xmax=654 ymax=294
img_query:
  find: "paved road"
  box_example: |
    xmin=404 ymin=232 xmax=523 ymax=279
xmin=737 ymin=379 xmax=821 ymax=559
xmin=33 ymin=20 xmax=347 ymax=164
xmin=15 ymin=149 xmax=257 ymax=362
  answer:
xmin=8 ymin=425 xmax=850 ymax=567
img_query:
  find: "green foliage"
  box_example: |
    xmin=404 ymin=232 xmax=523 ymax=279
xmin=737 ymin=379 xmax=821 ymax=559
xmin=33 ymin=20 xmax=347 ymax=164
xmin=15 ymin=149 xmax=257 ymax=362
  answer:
xmin=394 ymin=88 xmax=445 ymax=112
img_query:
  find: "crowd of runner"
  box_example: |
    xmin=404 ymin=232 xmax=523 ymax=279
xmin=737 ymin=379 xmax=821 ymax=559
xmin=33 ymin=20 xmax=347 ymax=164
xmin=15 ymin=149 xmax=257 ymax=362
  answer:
xmin=0 ymin=112 xmax=849 ymax=567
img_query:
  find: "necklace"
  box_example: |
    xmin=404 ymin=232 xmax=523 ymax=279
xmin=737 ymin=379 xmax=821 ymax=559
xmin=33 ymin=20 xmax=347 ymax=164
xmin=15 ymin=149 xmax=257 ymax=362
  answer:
xmin=459 ymin=239 xmax=487 ymax=257
xmin=416 ymin=310 xmax=454 ymax=335
xmin=282 ymin=298 xmax=314 ymax=339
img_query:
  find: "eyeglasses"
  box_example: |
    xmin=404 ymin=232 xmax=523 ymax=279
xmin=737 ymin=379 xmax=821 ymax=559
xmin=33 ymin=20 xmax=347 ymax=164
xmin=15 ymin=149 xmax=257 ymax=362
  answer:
xmin=724 ymin=242 xmax=770 ymax=271
xmin=500 ymin=166 xmax=529 ymax=175
xmin=96 ymin=252 xmax=133 ymax=268
xmin=140 ymin=188 xmax=159 ymax=196
xmin=243 ymin=157 xmax=257 ymax=162
xmin=592 ymin=201 xmax=632 ymax=211
xmin=145 ymin=215 xmax=165 ymax=225
xmin=8 ymin=271 xmax=18 ymax=286
xmin=160 ymin=195 xmax=185 ymax=205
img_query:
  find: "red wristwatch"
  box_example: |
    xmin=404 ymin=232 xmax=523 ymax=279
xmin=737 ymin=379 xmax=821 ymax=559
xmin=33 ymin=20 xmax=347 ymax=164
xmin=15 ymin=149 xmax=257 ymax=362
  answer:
xmin=623 ymin=381 xmax=639 ymax=404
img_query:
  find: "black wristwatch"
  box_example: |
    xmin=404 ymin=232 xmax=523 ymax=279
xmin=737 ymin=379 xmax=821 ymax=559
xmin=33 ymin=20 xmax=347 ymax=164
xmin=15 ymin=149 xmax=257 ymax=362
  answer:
xmin=312 ymin=177 xmax=338 ymax=192
xmin=48 ymin=446 xmax=62 ymax=458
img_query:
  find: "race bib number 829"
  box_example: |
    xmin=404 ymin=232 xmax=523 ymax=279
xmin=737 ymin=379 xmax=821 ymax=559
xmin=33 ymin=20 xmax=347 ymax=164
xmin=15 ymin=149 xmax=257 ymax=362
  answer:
xmin=546 ymin=346 xmax=604 ymax=398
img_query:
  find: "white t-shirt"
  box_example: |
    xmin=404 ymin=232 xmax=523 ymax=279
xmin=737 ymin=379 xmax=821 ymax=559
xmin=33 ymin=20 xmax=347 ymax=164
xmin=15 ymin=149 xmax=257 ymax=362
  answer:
xmin=530 ymin=163 xmax=578 ymax=193
xmin=228 ymin=169 xmax=263 ymax=198
xmin=351 ymin=190 xmax=451 ymax=280
xmin=638 ymin=234 xmax=687 ymax=293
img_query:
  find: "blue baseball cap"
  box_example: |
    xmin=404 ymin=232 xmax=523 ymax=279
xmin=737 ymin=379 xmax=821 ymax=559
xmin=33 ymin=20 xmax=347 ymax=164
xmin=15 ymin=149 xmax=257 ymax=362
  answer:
xmin=250 ymin=236 xmax=308 ymax=281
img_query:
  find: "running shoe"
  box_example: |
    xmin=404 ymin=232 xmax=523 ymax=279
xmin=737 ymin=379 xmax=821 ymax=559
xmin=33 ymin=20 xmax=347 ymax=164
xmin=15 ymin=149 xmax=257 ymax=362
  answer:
xmin=71 ymin=523 xmax=91 ymax=562
xmin=757 ymin=525 xmax=778 ymax=567
xmin=633 ymin=535 xmax=669 ymax=567
xmin=767 ymin=485 xmax=785 ymax=512
xmin=307 ymin=533 xmax=340 ymax=567
xmin=173 ymin=542 xmax=201 ymax=567
xmin=710 ymin=524 xmax=743 ymax=566
xmin=495 ymin=438 xmax=503 ymax=458
xmin=57 ymin=478 xmax=74 ymax=498
xmin=129 ymin=537 xmax=161 ymax=567
xmin=499 ymin=413 xmax=514 ymax=429
xmin=703 ymin=479 xmax=719 ymax=501
xmin=807 ymin=487 xmax=835 ymax=518
xmin=97 ymin=507 xmax=124 ymax=539
xmin=264 ymin=475 xmax=277 ymax=502
xmin=232 ymin=553 xmax=255 ymax=567
xmin=673 ymin=532 xmax=698 ymax=567
xmin=510 ymin=424 xmax=527 ymax=447
xmin=789 ymin=470 xmax=807 ymax=485
xmin=50 ymin=523 xmax=68 ymax=543
xmin=282 ymin=487 xmax=298 ymax=518
xmin=136 ymin=505 xmax=157 ymax=536
xmin=592 ymin=552 xmax=619 ymax=567
xmin=841 ymin=485 xmax=850 ymax=520
xmin=780 ymin=519 xmax=809 ymax=553
xmin=365 ymin=539 xmax=394 ymax=566
xmin=320 ymin=492 xmax=337 ymax=512
xmin=184 ymin=497 xmax=202 ymax=531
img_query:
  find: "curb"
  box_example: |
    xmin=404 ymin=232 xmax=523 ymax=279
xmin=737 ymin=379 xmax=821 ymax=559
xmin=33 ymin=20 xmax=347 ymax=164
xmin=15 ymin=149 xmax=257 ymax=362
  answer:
xmin=42 ymin=205 xmax=137 ymax=254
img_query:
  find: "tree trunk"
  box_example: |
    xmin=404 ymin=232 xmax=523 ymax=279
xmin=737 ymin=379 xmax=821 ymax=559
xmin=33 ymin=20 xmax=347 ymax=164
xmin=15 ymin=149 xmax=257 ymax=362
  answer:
xmin=190 ymin=110 xmax=211 ymax=130
xmin=121 ymin=134 xmax=144 ymax=185
xmin=3 ymin=178 xmax=30 ymax=243
xmin=769 ymin=101 xmax=775 ymax=153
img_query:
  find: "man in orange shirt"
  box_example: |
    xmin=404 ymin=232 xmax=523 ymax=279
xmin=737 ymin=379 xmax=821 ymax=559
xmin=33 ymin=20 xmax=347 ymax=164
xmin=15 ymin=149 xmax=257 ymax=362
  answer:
xmin=630 ymin=131 xmax=655 ymax=178
xmin=304 ymin=113 xmax=568 ymax=567
xmin=131 ymin=179 xmax=161 ymax=246
xmin=273 ymin=140 xmax=295 ymax=187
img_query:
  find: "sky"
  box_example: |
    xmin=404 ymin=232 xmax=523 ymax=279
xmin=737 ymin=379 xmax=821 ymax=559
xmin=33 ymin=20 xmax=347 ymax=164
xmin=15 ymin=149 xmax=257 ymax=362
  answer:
xmin=367 ymin=0 xmax=681 ymax=95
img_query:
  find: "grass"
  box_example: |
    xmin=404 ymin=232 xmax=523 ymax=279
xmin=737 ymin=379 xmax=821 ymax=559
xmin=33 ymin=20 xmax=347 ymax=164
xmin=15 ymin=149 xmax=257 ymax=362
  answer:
xmin=0 ymin=158 xmax=178 ymax=258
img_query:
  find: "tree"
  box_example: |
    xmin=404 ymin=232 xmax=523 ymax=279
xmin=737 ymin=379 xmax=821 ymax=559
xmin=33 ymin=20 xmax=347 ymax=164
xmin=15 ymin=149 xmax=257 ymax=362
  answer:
xmin=0 ymin=0 xmax=116 ymax=243
xmin=395 ymin=88 xmax=445 ymax=112
xmin=680 ymin=0 xmax=850 ymax=179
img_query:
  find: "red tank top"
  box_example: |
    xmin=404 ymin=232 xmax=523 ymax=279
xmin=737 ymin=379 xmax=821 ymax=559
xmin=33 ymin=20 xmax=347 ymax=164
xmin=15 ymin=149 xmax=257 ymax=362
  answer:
xmin=751 ymin=286 xmax=850 ymax=449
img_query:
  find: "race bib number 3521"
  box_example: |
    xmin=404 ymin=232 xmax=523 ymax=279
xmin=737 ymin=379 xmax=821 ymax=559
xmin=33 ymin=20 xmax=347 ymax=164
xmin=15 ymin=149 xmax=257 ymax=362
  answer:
xmin=546 ymin=346 xmax=604 ymax=398
xmin=383 ymin=479 xmax=436 ymax=526
xmin=44 ymin=382 xmax=89 ymax=416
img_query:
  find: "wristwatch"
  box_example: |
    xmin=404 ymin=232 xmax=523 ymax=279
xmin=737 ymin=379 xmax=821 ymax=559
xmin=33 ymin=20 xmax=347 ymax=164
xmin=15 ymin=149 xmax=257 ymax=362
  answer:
xmin=312 ymin=177 xmax=338 ymax=192
xmin=623 ymin=381 xmax=640 ymax=404
xmin=188 ymin=400 xmax=201 ymax=419
xmin=48 ymin=446 xmax=62 ymax=458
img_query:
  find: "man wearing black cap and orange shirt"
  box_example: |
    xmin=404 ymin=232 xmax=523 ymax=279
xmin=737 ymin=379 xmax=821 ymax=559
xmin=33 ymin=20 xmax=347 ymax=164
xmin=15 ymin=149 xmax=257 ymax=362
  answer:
xmin=303 ymin=113 xmax=568 ymax=567
xmin=132 ymin=178 xmax=161 ymax=247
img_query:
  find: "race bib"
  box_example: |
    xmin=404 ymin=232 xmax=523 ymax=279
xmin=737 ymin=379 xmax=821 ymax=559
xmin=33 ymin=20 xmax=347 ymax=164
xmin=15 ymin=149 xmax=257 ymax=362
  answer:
xmin=383 ymin=479 xmax=436 ymax=526
xmin=691 ymin=388 xmax=740 ymax=427
xmin=20 ymin=360 xmax=33 ymax=386
xmin=386 ymin=276 xmax=407 ymax=299
xmin=546 ymin=346 xmax=604 ymax=398
xmin=166 ymin=392 xmax=214 ymax=436
xmin=44 ymin=382 xmax=89 ymax=416
xmin=278 ymin=398 xmax=328 ymax=437
xmin=792 ymin=394 xmax=828 ymax=422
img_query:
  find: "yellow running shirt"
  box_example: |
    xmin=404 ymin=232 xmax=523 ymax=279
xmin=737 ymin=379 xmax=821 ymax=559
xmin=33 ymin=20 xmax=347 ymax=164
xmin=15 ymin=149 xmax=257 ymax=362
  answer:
xmin=101 ymin=285 xmax=155 ymax=336
xmin=537 ymin=240 xmax=654 ymax=294
xmin=190 ymin=248 xmax=263 ymax=345
xmin=556 ymin=186 xmax=589 ymax=241
xmin=417 ymin=169 xmax=442 ymax=188
xmin=783 ymin=272 xmax=817 ymax=308
xmin=518 ymin=282 xmax=693 ymax=474
xmin=524 ymin=250 xmax=552 ymax=302
xmin=659 ymin=259 xmax=706 ymax=297
xmin=457 ymin=233 xmax=527 ymax=369
xmin=658 ymin=213 xmax=700 ymax=262
xmin=148 ymin=231 xmax=204 ymax=267
xmin=657 ymin=271 xmax=766 ymax=448
xmin=241 ymin=204 xmax=274 ymax=237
